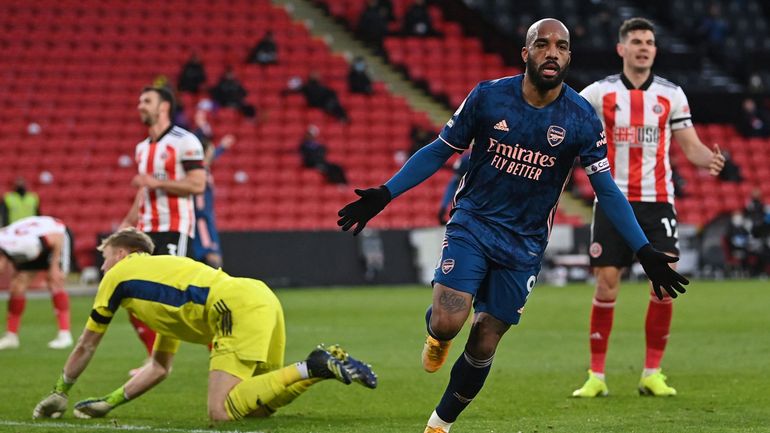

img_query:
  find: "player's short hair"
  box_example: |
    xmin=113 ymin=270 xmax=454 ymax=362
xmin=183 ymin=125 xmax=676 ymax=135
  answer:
xmin=98 ymin=228 xmax=155 ymax=254
xmin=619 ymin=17 xmax=655 ymax=42
xmin=141 ymin=86 xmax=176 ymax=118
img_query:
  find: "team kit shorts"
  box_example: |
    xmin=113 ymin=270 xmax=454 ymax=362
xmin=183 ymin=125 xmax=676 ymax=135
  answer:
xmin=146 ymin=231 xmax=194 ymax=258
xmin=590 ymin=201 xmax=680 ymax=267
xmin=208 ymin=278 xmax=286 ymax=380
xmin=17 ymin=229 xmax=73 ymax=273
xmin=432 ymin=228 xmax=540 ymax=326
xmin=192 ymin=213 xmax=221 ymax=260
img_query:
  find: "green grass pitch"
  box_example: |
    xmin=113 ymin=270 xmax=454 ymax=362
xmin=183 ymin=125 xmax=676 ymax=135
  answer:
xmin=1 ymin=280 xmax=769 ymax=433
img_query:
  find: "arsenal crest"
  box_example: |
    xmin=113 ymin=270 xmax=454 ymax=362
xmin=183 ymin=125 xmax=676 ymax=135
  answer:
xmin=547 ymin=125 xmax=566 ymax=147
xmin=441 ymin=259 xmax=455 ymax=274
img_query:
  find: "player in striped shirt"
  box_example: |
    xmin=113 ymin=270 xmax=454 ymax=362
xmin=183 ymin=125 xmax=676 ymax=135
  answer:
xmin=120 ymin=87 xmax=206 ymax=358
xmin=0 ymin=216 xmax=73 ymax=350
xmin=572 ymin=17 xmax=725 ymax=398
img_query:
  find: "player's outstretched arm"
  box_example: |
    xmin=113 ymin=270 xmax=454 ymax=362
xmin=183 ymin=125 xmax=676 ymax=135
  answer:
xmin=338 ymin=138 xmax=455 ymax=235
xmin=589 ymin=170 xmax=689 ymax=299
xmin=73 ymin=349 xmax=174 ymax=419
xmin=33 ymin=329 xmax=105 ymax=419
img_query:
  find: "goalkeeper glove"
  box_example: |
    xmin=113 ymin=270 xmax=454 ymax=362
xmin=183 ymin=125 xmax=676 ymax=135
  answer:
xmin=636 ymin=244 xmax=689 ymax=300
xmin=337 ymin=186 xmax=391 ymax=235
xmin=73 ymin=386 xmax=128 ymax=419
xmin=33 ymin=373 xmax=74 ymax=419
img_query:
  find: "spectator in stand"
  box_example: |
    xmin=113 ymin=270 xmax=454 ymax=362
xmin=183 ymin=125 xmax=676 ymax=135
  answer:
xmin=357 ymin=0 xmax=389 ymax=56
xmin=2 ymin=177 xmax=39 ymax=226
xmin=408 ymin=124 xmax=435 ymax=157
xmin=210 ymin=66 xmax=256 ymax=118
xmin=696 ymin=2 xmax=729 ymax=64
xmin=247 ymin=31 xmax=278 ymax=65
xmin=299 ymin=125 xmax=348 ymax=185
xmin=394 ymin=124 xmax=437 ymax=166
xmin=747 ymin=73 xmax=766 ymax=96
xmin=725 ymin=210 xmax=751 ymax=275
xmin=402 ymin=0 xmax=437 ymax=37
xmin=736 ymin=98 xmax=770 ymax=138
xmin=745 ymin=192 xmax=770 ymax=276
xmin=745 ymin=188 xmax=767 ymax=231
xmin=285 ymin=73 xmax=349 ymax=122
xmin=348 ymin=56 xmax=374 ymax=95
xmin=178 ymin=53 xmax=207 ymax=94
xmin=717 ymin=150 xmax=743 ymax=183
xmin=377 ymin=0 xmax=395 ymax=22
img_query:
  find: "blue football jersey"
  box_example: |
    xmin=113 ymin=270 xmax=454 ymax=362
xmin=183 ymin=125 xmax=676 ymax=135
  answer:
xmin=439 ymin=74 xmax=609 ymax=269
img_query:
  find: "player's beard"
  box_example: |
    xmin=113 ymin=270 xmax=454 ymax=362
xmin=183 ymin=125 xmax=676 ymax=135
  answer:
xmin=140 ymin=110 xmax=157 ymax=126
xmin=526 ymin=57 xmax=569 ymax=91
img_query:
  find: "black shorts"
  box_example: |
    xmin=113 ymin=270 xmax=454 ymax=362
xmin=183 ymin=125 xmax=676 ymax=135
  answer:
xmin=589 ymin=201 xmax=679 ymax=268
xmin=17 ymin=229 xmax=73 ymax=273
xmin=146 ymin=231 xmax=193 ymax=257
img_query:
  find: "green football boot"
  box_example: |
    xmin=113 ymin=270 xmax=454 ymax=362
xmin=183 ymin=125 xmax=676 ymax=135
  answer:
xmin=638 ymin=369 xmax=677 ymax=396
xmin=572 ymin=370 xmax=609 ymax=397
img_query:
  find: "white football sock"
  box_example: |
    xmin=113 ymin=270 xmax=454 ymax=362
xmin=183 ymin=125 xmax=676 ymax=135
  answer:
xmin=427 ymin=410 xmax=452 ymax=432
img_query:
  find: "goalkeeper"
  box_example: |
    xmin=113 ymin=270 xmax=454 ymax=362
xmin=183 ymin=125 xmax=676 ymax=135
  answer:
xmin=33 ymin=228 xmax=376 ymax=421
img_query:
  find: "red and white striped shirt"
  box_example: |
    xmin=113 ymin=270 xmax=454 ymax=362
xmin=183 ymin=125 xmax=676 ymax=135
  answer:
xmin=0 ymin=216 xmax=66 ymax=263
xmin=580 ymin=74 xmax=692 ymax=204
xmin=135 ymin=125 xmax=204 ymax=237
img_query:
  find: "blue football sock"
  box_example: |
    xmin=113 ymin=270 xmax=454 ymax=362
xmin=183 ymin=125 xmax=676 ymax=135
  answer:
xmin=425 ymin=305 xmax=440 ymax=340
xmin=435 ymin=351 xmax=493 ymax=423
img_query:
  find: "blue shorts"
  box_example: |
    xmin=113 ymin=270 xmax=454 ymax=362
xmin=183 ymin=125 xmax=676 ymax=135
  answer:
xmin=192 ymin=214 xmax=221 ymax=260
xmin=432 ymin=232 xmax=540 ymax=325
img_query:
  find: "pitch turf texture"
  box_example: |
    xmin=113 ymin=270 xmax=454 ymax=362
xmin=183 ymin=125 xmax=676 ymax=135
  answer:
xmin=1 ymin=281 xmax=769 ymax=433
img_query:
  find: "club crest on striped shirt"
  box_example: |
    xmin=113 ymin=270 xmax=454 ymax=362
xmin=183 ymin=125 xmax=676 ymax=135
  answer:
xmin=547 ymin=125 xmax=566 ymax=147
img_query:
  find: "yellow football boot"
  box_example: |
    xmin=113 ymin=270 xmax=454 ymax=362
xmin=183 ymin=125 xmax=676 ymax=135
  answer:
xmin=571 ymin=370 xmax=609 ymax=397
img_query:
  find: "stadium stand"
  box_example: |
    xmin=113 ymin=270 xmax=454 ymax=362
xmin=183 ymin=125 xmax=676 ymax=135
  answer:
xmin=309 ymin=0 xmax=770 ymax=231
xmin=0 ymin=0 xmax=456 ymax=267
xmin=4 ymin=0 xmax=768 ymax=269
xmin=312 ymin=0 xmax=522 ymax=107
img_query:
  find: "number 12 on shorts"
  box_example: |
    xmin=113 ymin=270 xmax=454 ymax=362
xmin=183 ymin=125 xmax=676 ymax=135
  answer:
xmin=660 ymin=218 xmax=677 ymax=238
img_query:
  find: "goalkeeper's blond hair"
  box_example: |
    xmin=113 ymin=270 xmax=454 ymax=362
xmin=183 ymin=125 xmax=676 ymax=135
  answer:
xmin=98 ymin=228 xmax=155 ymax=254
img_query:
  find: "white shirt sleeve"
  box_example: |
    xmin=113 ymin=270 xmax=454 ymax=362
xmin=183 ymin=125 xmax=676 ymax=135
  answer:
xmin=180 ymin=134 xmax=205 ymax=162
xmin=669 ymin=86 xmax=693 ymax=131
xmin=579 ymin=82 xmax=602 ymax=114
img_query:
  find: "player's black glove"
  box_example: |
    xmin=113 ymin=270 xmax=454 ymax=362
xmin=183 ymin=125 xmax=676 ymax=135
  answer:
xmin=337 ymin=186 xmax=392 ymax=235
xmin=636 ymin=244 xmax=689 ymax=300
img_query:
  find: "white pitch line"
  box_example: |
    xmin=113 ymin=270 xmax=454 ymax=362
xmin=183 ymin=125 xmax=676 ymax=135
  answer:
xmin=0 ymin=420 xmax=266 ymax=433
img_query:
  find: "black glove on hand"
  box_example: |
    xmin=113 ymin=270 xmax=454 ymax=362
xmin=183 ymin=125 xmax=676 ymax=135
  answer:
xmin=636 ymin=244 xmax=689 ymax=300
xmin=337 ymin=186 xmax=392 ymax=235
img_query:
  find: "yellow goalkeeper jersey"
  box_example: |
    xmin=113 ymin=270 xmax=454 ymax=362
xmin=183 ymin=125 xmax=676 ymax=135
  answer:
xmin=86 ymin=253 xmax=246 ymax=349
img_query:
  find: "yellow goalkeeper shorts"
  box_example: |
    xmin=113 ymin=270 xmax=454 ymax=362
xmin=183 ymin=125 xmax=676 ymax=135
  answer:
xmin=208 ymin=278 xmax=285 ymax=380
